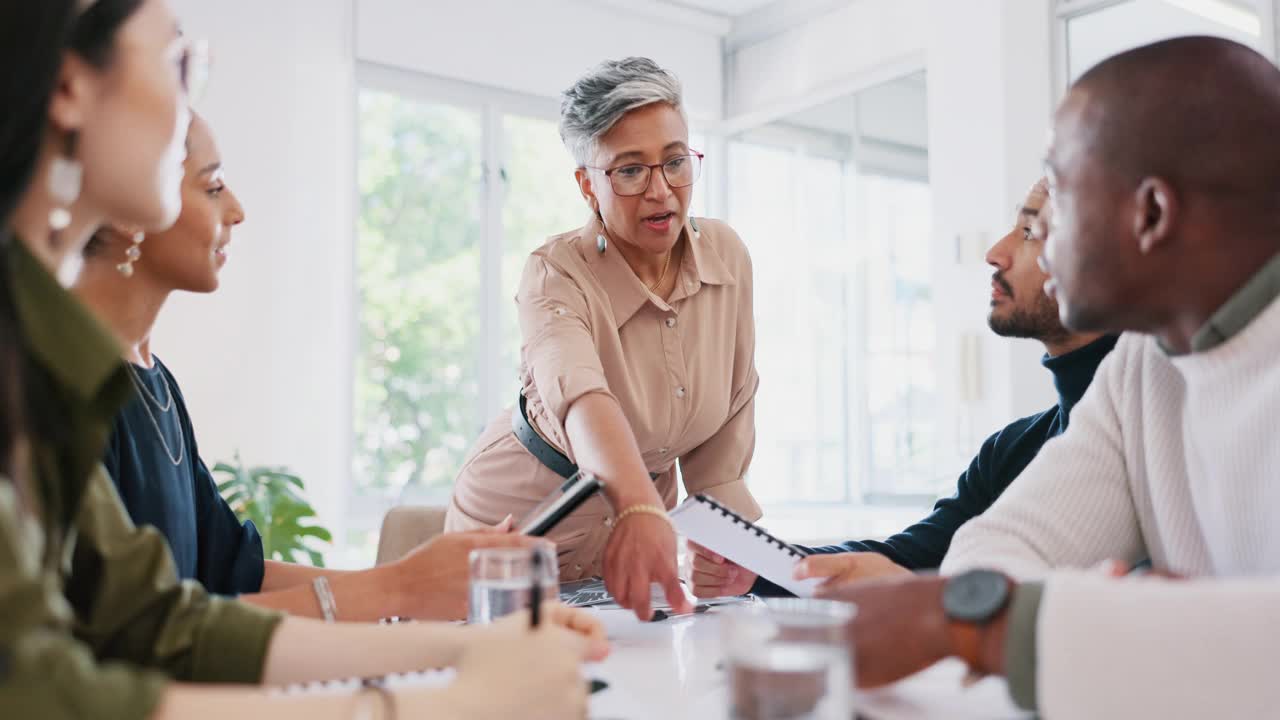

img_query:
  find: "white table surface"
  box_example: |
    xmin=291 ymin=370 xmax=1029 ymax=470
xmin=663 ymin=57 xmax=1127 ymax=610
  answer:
xmin=586 ymin=606 xmax=1030 ymax=720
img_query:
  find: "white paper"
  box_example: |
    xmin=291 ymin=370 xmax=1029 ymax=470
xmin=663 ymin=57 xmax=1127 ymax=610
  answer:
xmin=671 ymin=495 xmax=821 ymax=597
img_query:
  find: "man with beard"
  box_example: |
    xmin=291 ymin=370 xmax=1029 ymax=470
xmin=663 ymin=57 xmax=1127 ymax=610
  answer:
xmin=691 ymin=179 xmax=1119 ymax=598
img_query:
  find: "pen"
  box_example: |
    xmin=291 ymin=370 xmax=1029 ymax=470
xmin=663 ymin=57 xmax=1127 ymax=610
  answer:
xmin=529 ymin=549 xmax=542 ymax=629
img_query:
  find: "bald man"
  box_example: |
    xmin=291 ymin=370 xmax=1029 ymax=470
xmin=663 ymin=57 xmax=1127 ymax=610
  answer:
xmin=818 ymin=37 xmax=1280 ymax=718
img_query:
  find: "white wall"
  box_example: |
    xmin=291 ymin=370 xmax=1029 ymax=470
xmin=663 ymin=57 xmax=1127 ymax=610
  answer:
xmin=726 ymin=0 xmax=930 ymax=127
xmin=159 ymin=0 xmax=357 ymax=531
xmin=926 ymin=0 xmax=1058 ymax=468
xmin=357 ymin=0 xmax=726 ymax=122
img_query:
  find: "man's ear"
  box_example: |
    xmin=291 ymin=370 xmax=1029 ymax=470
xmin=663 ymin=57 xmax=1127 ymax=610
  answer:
xmin=1133 ymin=177 xmax=1178 ymax=255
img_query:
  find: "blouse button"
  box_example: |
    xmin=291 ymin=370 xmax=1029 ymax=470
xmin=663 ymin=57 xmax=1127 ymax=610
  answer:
xmin=659 ymin=447 xmax=670 ymax=454
xmin=665 ymin=317 xmax=677 ymax=328
xmin=555 ymin=308 xmax=566 ymax=316
xmin=675 ymin=387 xmax=686 ymax=399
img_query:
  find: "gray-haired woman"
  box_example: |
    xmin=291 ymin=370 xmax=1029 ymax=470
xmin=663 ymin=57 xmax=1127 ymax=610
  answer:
xmin=445 ymin=57 xmax=763 ymax=620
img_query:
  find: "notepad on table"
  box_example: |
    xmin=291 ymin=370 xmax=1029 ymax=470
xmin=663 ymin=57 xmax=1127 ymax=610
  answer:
xmin=671 ymin=494 xmax=819 ymax=597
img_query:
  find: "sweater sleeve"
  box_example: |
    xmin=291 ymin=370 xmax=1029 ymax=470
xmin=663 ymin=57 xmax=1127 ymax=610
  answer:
xmin=941 ymin=339 xmax=1146 ymax=579
xmin=1033 ymin=572 xmax=1280 ymax=718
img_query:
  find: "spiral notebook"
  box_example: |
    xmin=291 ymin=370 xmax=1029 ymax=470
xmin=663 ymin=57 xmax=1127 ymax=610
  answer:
xmin=672 ymin=494 xmax=819 ymax=597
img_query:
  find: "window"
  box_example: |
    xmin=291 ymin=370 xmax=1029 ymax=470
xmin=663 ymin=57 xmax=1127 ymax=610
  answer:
xmin=725 ymin=74 xmax=937 ymax=521
xmin=350 ymin=77 xmax=583 ymax=559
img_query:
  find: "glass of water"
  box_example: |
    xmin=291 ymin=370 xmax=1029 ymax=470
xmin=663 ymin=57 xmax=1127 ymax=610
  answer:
xmin=468 ymin=546 xmax=558 ymax=624
xmin=722 ymin=598 xmax=856 ymax=720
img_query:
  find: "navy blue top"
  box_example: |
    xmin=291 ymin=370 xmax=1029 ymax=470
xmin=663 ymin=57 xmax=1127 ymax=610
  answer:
xmin=753 ymin=334 xmax=1120 ymax=596
xmin=102 ymin=357 xmax=265 ymax=596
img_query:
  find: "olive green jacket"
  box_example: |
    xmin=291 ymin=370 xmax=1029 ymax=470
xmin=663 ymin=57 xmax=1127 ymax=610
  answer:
xmin=0 ymin=237 xmax=282 ymax=719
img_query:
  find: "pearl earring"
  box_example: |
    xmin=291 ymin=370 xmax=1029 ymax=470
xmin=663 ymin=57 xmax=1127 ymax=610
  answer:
xmin=48 ymin=132 xmax=82 ymax=239
xmin=116 ymin=231 xmax=145 ymax=278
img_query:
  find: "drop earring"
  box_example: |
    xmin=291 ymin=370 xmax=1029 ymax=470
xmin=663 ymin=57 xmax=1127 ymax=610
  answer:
xmin=47 ymin=131 xmax=82 ymax=244
xmin=116 ymin=230 xmax=144 ymax=278
xmin=690 ymin=216 xmax=701 ymax=238
xmin=594 ymin=208 xmax=608 ymax=253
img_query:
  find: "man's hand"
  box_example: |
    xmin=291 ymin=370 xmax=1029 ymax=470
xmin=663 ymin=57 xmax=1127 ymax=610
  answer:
xmin=689 ymin=541 xmax=757 ymax=598
xmin=602 ymin=512 xmax=691 ymax=620
xmin=391 ymin=531 xmax=548 ymax=620
xmin=816 ymin=575 xmax=972 ymax=688
xmin=794 ymin=552 xmax=910 ymax=591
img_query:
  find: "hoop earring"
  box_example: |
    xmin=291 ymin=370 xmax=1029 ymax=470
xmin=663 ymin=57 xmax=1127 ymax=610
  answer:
xmin=116 ymin=231 xmax=145 ymax=278
xmin=48 ymin=131 xmax=82 ymax=245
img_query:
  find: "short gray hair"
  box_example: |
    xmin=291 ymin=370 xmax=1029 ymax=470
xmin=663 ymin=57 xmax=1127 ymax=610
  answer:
xmin=559 ymin=57 xmax=685 ymax=167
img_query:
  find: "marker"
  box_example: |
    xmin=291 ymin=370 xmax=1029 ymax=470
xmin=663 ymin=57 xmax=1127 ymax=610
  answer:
xmin=529 ymin=549 xmax=542 ymax=629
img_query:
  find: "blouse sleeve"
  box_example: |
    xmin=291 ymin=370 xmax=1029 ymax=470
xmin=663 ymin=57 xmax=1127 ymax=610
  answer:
xmin=193 ymin=456 xmax=265 ymax=596
xmin=517 ymin=253 xmax=617 ymax=437
xmin=678 ymin=227 xmax=762 ymax=521
xmin=0 ymin=470 xmax=282 ymax=719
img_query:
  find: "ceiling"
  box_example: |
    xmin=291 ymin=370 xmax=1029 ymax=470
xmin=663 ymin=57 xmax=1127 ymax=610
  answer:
xmin=663 ymin=0 xmax=779 ymax=17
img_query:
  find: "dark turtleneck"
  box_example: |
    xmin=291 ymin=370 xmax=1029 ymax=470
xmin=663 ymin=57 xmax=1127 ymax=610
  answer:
xmin=752 ymin=334 xmax=1120 ymax=597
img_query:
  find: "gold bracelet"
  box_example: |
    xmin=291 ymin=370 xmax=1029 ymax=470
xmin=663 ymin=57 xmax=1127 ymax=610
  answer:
xmin=614 ymin=504 xmax=673 ymax=529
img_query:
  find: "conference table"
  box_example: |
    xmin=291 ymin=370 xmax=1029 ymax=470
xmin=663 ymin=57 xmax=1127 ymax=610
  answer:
xmin=586 ymin=604 xmax=1030 ymax=719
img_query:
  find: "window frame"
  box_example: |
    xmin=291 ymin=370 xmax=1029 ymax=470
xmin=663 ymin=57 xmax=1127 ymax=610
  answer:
xmin=1051 ymin=0 xmax=1280 ymax=102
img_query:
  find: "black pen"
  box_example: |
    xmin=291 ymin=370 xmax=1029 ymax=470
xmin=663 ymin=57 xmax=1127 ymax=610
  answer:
xmin=529 ymin=549 xmax=542 ymax=629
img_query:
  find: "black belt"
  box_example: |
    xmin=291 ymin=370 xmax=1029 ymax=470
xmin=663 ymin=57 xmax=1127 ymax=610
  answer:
xmin=512 ymin=393 xmax=659 ymax=481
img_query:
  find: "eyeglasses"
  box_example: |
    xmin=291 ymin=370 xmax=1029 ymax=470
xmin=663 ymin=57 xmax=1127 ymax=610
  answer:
xmin=172 ymin=37 xmax=210 ymax=104
xmin=586 ymin=152 xmax=704 ymax=197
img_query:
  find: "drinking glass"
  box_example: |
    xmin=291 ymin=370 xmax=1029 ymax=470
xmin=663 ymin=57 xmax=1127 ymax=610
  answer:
xmin=467 ymin=546 xmax=558 ymax=624
xmin=721 ymin=598 xmax=857 ymax=720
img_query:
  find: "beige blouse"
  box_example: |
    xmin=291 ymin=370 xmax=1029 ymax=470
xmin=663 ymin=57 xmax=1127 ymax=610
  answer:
xmin=444 ymin=214 xmax=762 ymax=580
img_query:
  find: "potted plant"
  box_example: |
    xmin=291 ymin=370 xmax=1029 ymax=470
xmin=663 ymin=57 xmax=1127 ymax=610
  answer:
xmin=215 ymin=453 xmax=333 ymax=567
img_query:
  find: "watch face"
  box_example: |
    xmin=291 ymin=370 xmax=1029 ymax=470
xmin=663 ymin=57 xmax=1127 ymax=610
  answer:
xmin=943 ymin=569 xmax=1009 ymax=623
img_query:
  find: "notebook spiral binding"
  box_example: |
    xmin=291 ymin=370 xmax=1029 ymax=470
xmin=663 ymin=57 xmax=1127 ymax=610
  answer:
xmin=691 ymin=494 xmax=809 ymax=559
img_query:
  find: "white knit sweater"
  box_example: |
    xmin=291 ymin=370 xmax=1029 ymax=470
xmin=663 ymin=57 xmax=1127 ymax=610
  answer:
xmin=942 ymin=295 xmax=1280 ymax=718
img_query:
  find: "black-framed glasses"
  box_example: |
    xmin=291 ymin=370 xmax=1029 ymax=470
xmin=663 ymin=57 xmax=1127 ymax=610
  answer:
xmin=586 ymin=152 xmax=704 ymax=197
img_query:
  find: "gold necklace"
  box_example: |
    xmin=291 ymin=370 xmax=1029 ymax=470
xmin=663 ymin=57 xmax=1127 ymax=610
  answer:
xmin=646 ymin=249 xmax=673 ymax=293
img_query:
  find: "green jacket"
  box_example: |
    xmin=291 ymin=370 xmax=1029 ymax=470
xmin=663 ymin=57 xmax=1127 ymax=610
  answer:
xmin=0 ymin=237 xmax=282 ymax=718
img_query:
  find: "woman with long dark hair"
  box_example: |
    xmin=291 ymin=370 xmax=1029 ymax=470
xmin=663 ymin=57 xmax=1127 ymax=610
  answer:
xmin=0 ymin=2 xmax=604 ymax=718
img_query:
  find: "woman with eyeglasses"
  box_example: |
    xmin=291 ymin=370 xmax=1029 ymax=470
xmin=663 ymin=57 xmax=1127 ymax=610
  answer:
xmin=445 ymin=57 xmax=763 ymax=621
xmin=0 ymin=2 xmax=604 ymax=718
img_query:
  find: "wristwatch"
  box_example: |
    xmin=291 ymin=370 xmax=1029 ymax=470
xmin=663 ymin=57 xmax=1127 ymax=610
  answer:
xmin=942 ymin=569 xmax=1012 ymax=675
